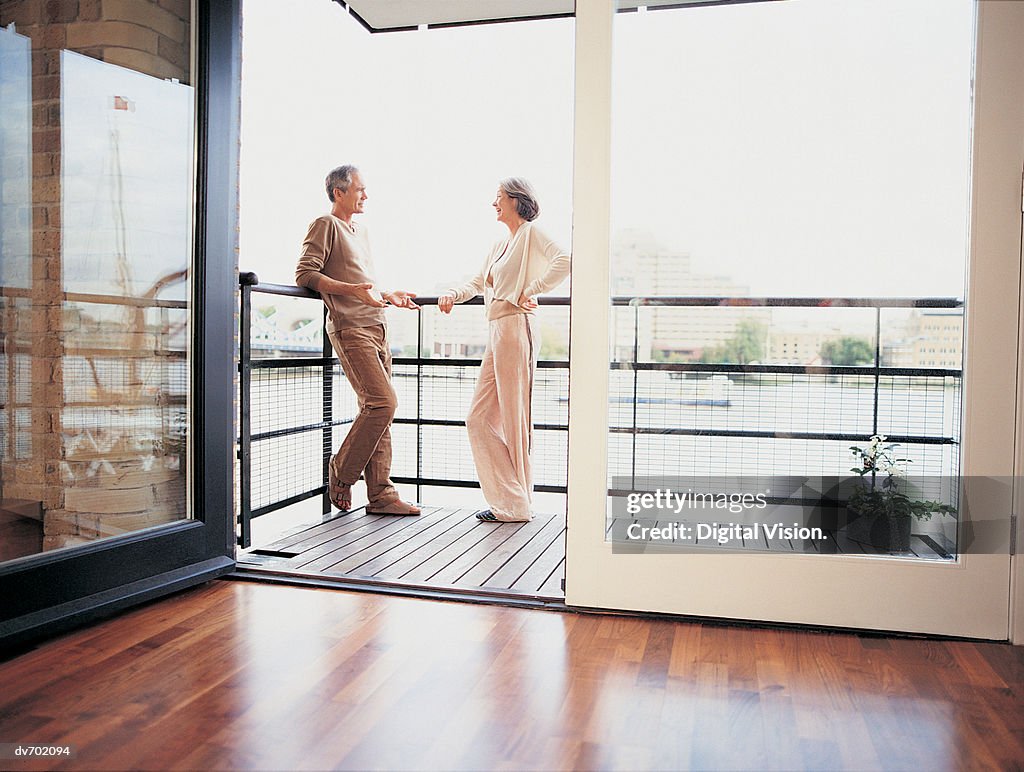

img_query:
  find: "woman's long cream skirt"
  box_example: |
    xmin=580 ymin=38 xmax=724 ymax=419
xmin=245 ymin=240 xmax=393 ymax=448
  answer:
xmin=465 ymin=313 xmax=539 ymax=522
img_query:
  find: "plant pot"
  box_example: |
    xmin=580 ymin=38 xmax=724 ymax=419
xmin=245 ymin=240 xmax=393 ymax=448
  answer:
xmin=845 ymin=511 xmax=912 ymax=552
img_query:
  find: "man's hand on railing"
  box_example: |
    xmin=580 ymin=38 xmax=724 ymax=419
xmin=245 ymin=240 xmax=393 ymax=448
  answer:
xmin=438 ymin=294 xmax=455 ymax=314
xmin=382 ymin=290 xmax=420 ymax=310
xmin=348 ymin=282 xmax=388 ymax=308
xmin=298 ymin=273 xmax=387 ymax=307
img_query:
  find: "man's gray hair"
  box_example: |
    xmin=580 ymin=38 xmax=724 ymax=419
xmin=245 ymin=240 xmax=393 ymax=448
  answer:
xmin=499 ymin=177 xmax=540 ymax=222
xmin=326 ymin=165 xmax=359 ymax=202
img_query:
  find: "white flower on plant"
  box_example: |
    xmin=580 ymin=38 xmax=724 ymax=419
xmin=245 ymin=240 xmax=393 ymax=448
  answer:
xmin=879 ymin=460 xmax=906 ymax=478
xmin=846 ymin=437 xmax=951 ymax=521
xmin=851 ymin=435 xmax=900 ymax=473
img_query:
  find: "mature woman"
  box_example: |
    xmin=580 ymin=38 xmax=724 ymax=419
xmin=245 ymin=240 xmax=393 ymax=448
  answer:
xmin=439 ymin=178 xmax=570 ymax=522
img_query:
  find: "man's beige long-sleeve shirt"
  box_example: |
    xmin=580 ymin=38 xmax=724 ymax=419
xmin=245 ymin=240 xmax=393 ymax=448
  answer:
xmin=295 ymin=214 xmax=386 ymax=332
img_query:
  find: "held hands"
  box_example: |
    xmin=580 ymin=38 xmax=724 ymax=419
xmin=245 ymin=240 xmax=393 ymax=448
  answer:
xmin=517 ymin=292 xmax=538 ymax=311
xmin=343 ymin=282 xmax=419 ymax=310
xmin=382 ymin=290 xmax=419 ymax=310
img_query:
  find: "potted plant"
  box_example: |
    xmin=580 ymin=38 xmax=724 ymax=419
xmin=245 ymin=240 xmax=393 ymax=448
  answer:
xmin=844 ymin=435 xmax=956 ymax=551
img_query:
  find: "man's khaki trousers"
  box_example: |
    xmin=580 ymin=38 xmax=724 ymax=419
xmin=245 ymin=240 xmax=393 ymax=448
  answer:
xmin=327 ymin=324 xmax=399 ymax=507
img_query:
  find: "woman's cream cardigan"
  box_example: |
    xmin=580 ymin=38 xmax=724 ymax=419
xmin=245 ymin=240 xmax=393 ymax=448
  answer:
xmin=446 ymin=222 xmax=570 ymax=319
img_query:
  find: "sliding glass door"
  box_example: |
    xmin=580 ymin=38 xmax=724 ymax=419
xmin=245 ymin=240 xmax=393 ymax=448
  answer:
xmin=0 ymin=0 xmax=239 ymax=648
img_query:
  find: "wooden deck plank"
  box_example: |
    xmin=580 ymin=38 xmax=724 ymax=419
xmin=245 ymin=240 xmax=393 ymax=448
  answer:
xmin=761 ymin=526 xmax=793 ymax=552
xmin=803 ymin=530 xmax=835 ymax=554
xmin=425 ymin=519 xmax=533 ymax=586
xmin=368 ymin=509 xmax=487 ymax=581
xmin=295 ymin=506 xmax=458 ymax=573
xmin=742 ymin=528 xmax=770 ymax=551
xmin=692 ymin=524 xmax=730 ymax=550
xmin=397 ymin=516 xmax=502 ymax=584
xmin=650 ymin=520 xmax=686 ymax=548
xmin=829 ymin=529 xmax=865 ymax=555
xmin=509 ymin=525 xmax=567 ymax=594
xmin=909 ymin=535 xmax=949 ymax=561
xmin=483 ymin=516 xmax=566 ymax=590
xmin=318 ymin=507 xmax=469 ymax=577
xmin=281 ymin=513 xmax=428 ymax=571
xmin=457 ymin=513 xmax=561 ymax=588
xmin=257 ymin=508 xmax=386 ymax=554
xmin=325 ymin=508 xmax=473 ymax=577
xmin=606 ymin=516 xmax=637 ymax=540
xmin=539 ymin=557 xmax=565 ymax=595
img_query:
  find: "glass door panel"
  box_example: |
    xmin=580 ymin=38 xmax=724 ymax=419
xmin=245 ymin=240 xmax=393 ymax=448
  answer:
xmin=0 ymin=0 xmax=237 ymax=648
xmin=565 ymin=0 xmax=1013 ymax=638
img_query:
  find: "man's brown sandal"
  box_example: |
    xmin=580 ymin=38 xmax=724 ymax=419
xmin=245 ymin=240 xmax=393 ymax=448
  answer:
xmin=328 ymin=464 xmax=352 ymax=511
xmin=329 ymin=483 xmax=352 ymax=511
xmin=327 ymin=468 xmax=352 ymax=511
xmin=366 ymin=499 xmax=421 ymax=516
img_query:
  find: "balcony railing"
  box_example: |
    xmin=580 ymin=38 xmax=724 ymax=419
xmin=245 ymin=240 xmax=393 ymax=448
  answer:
xmin=236 ymin=272 xmax=962 ymax=551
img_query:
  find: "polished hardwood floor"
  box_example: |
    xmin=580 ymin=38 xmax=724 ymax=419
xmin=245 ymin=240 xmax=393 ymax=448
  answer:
xmin=0 ymin=580 xmax=1022 ymax=771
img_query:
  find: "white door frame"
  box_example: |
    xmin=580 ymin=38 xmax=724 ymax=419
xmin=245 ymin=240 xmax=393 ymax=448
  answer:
xmin=566 ymin=0 xmax=1022 ymax=640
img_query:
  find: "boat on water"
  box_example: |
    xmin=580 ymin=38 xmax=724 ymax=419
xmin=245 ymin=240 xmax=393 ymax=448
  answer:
xmin=560 ymin=374 xmax=733 ymax=407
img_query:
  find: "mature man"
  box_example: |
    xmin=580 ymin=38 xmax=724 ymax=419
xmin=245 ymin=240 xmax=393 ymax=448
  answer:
xmin=295 ymin=165 xmax=420 ymax=515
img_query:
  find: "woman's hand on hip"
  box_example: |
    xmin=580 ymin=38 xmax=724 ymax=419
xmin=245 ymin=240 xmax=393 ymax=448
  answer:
xmin=517 ymin=292 xmax=538 ymax=311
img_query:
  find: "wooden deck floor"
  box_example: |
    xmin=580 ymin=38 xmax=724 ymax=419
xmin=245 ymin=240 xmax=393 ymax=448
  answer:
xmin=239 ymin=506 xmax=567 ymax=599
xmin=238 ymin=505 xmax=953 ymax=602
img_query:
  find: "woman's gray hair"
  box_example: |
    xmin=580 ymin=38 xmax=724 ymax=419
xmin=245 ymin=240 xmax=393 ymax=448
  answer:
xmin=326 ymin=165 xmax=358 ymax=202
xmin=499 ymin=177 xmax=540 ymax=222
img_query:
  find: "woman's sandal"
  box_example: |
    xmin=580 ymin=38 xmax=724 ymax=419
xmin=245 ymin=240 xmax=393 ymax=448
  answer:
xmin=475 ymin=509 xmax=531 ymax=523
xmin=366 ymin=499 xmax=421 ymax=516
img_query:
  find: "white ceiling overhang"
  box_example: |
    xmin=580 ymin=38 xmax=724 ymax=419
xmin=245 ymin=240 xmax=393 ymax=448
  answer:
xmin=340 ymin=1 xmax=779 ymax=33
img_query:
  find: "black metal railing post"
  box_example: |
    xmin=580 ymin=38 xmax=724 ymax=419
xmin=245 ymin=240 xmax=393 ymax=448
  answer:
xmin=872 ymin=305 xmax=882 ymax=439
xmin=416 ymin=306 xmax=424 ymax=504
xmin=631 ymin=300 xmax=640 ymax=491
xmin=321 ymin=303 xmax=333 ymax=516
xmin=237 ymin=271 xmax=256 ymax=548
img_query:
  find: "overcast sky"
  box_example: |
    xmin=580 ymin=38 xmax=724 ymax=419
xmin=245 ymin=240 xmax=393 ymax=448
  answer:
xmin=240 ymin=0 xmax=974 ymax=300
